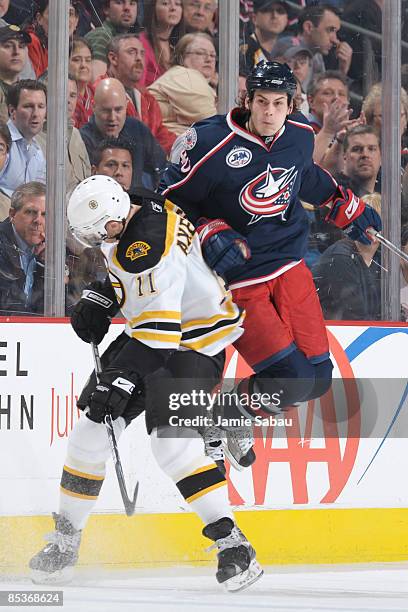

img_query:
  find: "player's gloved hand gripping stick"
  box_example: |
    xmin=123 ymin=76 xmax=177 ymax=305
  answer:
xmin=91 ymin=342 xmax=139 ymax=516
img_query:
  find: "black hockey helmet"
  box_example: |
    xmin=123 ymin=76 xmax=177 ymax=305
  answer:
xmin=246 ymin=60 xmax=297 ymax=101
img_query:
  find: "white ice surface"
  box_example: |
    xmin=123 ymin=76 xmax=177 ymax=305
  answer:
xmin=2 ymin=563 xmax=408 ymax=612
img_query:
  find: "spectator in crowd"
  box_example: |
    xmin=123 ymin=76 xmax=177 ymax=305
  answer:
xmin=68 ymin=137 xmax=135 ymax=293
xmin=335 ymin=125 xmax=381 ymax=196
xmin=0 ymin=25 xmax=31 ymax=123
xmin=340 ymin=0 xmax=383 ymax=99
xmin=272 ymin=40 xmax=312 ymax=95
xmin=0 ymin=80 xmax=46 ymax=197
xmin=148 ymin=32 xmax=217 ymax=135
xmin=0 ymin=4 xmax=35 ymax=80
xmin=0 ymin=0 xmax=32 ymax=26
xmin=305 ymin=125 xmax=381 ymax=266
xmin=69 ymin=37 xmax=94 ymax=129
xmin=280 ymin=4 xmax=352 ymax=93
xmin=80 ymin=78 xmax=165 ymax=190
xmin=312 ymin=192 xmax=382 ymax=321
xmin=140 ymin=0 xmax=184 ymax=87
xmin=85 ymin=0 xmax=139 ymax=81
xmin=66 ymin=75 xmax=91 ymax=193
xmin=363 ymin=82 xmax=408 ymax=223
xmin=362 ymin=82 xmax=408 ymax=149
xmin=24 ymin=1 xmax=79 ymax=79
xmin=92 ymin=137 xmax=133 ymax=190
xmin=0 ymin=180 xmax=46 ymax=316
xmin=106 ymin=33 xmax=176 ymax=154
xmin=240 ymin=0 xmax=289 ymax=72
xmin=0 ymin=120 xmax=11 ymax=219
xmin=307 ymin=70 xmax=365 ymax=172
xmin=401 ymin=223 xmax=408 ymax=322
xmin=182 ymin=0 xmax=217 ymax=35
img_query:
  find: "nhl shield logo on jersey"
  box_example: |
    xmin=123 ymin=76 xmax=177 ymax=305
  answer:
xmin=226 ymin=147 xmax=252 ymax=168
xmin=126 ymin=241 xmax=151 ymax=261
xmin=239 ymin=164 xmax=298 ymax=224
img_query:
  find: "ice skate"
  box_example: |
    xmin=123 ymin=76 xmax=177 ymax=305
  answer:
xmin=29 ymin=513 xmax=81 ymax=584
xmin=203 ymin=517 xmax=263 ymax=592
xmin=223 ymin=426 xmax=256 ymax=471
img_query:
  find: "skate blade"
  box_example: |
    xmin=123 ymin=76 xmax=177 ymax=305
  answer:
xmin=223 ymin=560 xmax=264 ymax=593
xmin=30 ymin=566 xmax=74 ymax=585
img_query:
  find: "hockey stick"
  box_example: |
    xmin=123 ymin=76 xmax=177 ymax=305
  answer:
xmin=367 ymin=228 xmax=408 ymax=263
xmin=91 ymin=342 xmax=139 ymax=516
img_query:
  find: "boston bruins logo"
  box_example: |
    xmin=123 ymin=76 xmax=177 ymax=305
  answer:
xmin=125 ymin=241 xmax=151 ymax=261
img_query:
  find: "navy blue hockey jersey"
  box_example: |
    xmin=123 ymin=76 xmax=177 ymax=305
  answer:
xmin=160 ymin=108 xmax=338 ymax=288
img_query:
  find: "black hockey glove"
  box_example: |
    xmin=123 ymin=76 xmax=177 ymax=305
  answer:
xmin=71 ymin=280 xmax=119 ymax=345
xmin=86 ymin=369 xmax=141 ymax=423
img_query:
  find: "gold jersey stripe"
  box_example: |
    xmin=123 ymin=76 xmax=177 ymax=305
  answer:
xmin=129 ymin=310 xmax=181 ymax=326
xmin=181 ymin=319 xmax=244 ymax=351
xmin=189 ymin=463 xmax=218 ymax=477
xmin=131 ymin=330 xmax=181 ymax=343
xmin=181 ymin=301 xmax=239 ymax=331
xmin=185 ymin=480 xmax=227 ymax=504
xmin=63 ymin=465 xmax=104 ymax=481
xmin=163 ymin=210 xmax=178 ymax=259
xmin=60 ymin=486 xmax=98 ymax=500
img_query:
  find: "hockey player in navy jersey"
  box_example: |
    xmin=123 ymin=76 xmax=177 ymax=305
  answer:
xmin=161 ymin=60 xmax=382 ymax=438
xmin=29 ymin=176 xmax=263 ymax=592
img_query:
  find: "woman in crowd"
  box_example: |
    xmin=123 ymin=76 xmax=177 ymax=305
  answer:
xmin=140 ymin=0 xmax=184 ymax=87
xmin=362 ymin=82 xmax=408 ymax=153
xmin=69 ymin=37 xmax=94 ymax=129
xmin=148 ymin=32 xmax=217 ymax=135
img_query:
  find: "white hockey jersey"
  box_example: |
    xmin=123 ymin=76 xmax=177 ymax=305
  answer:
xmin=101 ymin=200 xmax=245 ymax=356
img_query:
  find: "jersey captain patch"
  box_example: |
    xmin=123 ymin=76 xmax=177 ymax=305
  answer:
xmin=126 ymin=241 xmax=151 ymax=261
xmin=239 ymin=164 xmax=298 ymax=224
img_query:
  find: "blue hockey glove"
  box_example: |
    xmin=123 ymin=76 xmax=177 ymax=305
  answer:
xmin=196 ymin=218 xmax=251 ymax=278
xmin=87 ymin=369 xmax=141 ymax=423
xmin=343 ymin=204 xmax=382 ymax=245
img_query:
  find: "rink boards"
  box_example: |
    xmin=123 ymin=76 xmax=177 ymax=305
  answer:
xmin=0 ymin=319 xmax=408 ymax=572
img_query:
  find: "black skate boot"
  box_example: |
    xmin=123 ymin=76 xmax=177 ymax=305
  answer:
xmin=29 ymin=513 xmax=81 ymax=584
xmin=203 ymin=517 xmax=263 ymax=592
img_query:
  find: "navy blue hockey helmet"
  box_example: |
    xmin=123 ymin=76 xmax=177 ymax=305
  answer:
xmin=246 ymin=60 xmax=297 ymax=101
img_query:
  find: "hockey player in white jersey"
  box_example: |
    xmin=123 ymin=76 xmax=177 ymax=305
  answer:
xmin=29 ymin=176 xmax=262 ymax=592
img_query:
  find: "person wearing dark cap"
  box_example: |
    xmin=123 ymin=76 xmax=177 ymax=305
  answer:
xmin=271 ymin=39 xmax=313 ymax=106
xmin=0 ymin=25 xmax=31 ymax=123
xmin=240 ymin=0 xmax=290 ymax=72
xmin=0 ymin=1 xmax=35 ymax=79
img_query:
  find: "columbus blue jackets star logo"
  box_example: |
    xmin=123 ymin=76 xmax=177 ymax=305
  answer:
xmin=239 ymin=165 xmax=298 ymax=224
